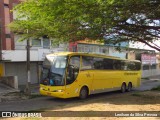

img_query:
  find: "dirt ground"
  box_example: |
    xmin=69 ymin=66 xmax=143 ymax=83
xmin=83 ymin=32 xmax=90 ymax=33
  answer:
xmin=4 ymin=90 xmax=160 ymax=120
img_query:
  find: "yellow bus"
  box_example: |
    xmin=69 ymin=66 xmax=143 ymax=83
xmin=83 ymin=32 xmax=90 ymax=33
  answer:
xmin=40 ymin=52 xmax=141 ymax=99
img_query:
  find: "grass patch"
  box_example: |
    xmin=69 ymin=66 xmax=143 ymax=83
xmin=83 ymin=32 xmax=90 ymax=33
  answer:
xmin=151 ymin=85 xmax=160 ymax=91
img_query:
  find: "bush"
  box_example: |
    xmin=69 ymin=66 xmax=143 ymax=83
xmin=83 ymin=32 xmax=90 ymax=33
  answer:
xmin=151 ymin=85 xmax=160 ymax=91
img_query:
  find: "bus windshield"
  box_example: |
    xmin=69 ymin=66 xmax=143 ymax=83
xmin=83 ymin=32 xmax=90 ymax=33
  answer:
xmin=41 ymin=56 xmax=68 ymax=86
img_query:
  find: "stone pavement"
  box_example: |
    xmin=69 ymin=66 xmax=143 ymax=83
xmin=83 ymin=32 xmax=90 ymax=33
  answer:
xmin=18 ymin=83 xmax=40 ymax=94
xmin=0 ymin=83 xmax=40 ymax=102
xmin=0 ymin=83 xmax=20 ymax=102
xmin=0 ymin=83 xmax=19 ymax=95
xmin=0 ymin=83 xmax=40 ymax=95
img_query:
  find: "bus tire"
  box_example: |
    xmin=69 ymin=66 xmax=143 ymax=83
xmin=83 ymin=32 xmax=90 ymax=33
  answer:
xmin=79 ymin=86 xmax=88 ymax=99
xmin=121 ymin=83 xmax=126 ymax=93
xmin=127 ymin=82 xmax=132 ymax=92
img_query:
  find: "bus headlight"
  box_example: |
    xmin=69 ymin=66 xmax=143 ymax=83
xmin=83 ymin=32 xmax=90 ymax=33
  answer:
xmin=40 ymin=87 xmax=44 ymax=90
xmin=53 ymin=90 xmax=64 ymax=92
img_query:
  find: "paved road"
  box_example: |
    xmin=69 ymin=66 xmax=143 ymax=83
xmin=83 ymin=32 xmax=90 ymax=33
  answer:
xmin=0 ymin=79 xmax=160 ymax=111
xmin=135 ymin=79 xmax=160 ymax=91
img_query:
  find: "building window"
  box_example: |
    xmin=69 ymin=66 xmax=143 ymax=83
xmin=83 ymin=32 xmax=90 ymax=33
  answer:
xmin=5 ymin=34 xmax=11 ymax=38
xmin=4 ymin=4 xmax=9 ymax=8
xmin=32 ymin=38 xmax=41 ymax=47
xmin=43 ymin=37 xmax=50 ymax=48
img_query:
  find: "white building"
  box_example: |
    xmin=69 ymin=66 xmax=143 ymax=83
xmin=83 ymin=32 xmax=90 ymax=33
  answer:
xmin=129 ymin=41 xmax=160 ymax=78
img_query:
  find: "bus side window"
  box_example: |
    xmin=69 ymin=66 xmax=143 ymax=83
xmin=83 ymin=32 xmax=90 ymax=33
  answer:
xmin=127 ymin=62 xmax=136 ymax=70
xmin=81 ymin=56 xmax=93 ymax=70
xmin=127 ymin=61 xmax=141 ymax=71
xmin=93 ymin=57 xmax=102 ymax=69
xmin=121 ymin=61 xmax=127 ymax=70
xmin=103 ymin=58 xmax=114 ymax=70
xmin=67 ymin=56 xmax=80 ymax=85
xmin=134 ymin=62 xmax=141 ymax=70
xmin=113 ymin=60 xmax=121 ymax=70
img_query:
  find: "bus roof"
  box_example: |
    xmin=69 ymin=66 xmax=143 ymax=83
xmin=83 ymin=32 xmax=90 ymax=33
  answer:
xmin=46 ymin=52 xmax=140 ymax=63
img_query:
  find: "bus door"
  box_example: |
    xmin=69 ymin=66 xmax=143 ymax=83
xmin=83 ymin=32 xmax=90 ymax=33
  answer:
xmin=79 ymin=56 xmax=93 ymax=92
xmin=65 ymin=56 xmax=81 ymax=97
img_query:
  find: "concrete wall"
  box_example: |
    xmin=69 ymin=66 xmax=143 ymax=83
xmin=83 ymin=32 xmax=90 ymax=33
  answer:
xmin=0 ymin=76 xmax=18 ymax=89
xmin=142 ymin=64 xmax=160 ymax=78
xmin=4 ymin=62 xmax=39 ymax=85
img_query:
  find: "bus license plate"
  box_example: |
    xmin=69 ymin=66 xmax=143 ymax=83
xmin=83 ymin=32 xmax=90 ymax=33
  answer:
xmin=47 ymin=92 xmax=51 ymax=95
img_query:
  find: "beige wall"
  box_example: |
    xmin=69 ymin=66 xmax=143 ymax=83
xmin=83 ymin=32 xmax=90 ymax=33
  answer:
xmin=127 ymin=51 xmax=136 ymax=60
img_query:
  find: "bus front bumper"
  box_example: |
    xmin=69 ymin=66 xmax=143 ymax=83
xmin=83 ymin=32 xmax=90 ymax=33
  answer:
xmin=40 ymin=88 xmax=67 ymax=99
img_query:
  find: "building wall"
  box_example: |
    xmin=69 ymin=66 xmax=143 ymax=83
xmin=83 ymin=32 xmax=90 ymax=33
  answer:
xmin=109 ymin=47 xmax=127 ymax=59
xmin=70 ymin=42 xmax=127 ymax=59
xmin=0 ymin=0 xmax=6 ymax=53
xmin=127 ymin=51 xmax=136 ymax=60
xmin=142 ymin=67 xmax=160 ymax=78
xmin=5 ymin=62 xmax=39 ymax=85
xmin=0 ymin=0 xmax=19 ymax=51
xmin=77 ymin=43 xmax=109 ymax=54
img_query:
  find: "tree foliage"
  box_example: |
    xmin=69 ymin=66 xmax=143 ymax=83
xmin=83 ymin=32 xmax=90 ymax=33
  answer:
xmin=9 ymin=0 xmax=160 ymax=51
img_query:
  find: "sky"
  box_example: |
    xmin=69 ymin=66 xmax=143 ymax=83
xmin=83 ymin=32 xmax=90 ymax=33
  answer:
xmin=129 ymin=40 xmax=160 ymax=52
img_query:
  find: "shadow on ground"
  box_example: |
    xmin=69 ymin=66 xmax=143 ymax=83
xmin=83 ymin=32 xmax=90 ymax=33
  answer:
xmin=34 ymin=89 xmax=160 ymax=112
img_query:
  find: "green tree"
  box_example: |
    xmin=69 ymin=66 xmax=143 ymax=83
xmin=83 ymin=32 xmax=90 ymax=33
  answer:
xmin=9 ymin=0 xmax=160 ymax=51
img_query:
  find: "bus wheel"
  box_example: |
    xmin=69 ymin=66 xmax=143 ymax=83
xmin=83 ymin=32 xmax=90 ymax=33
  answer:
xmin=121 ymin=83 xmax=126 ymax=93
xmin=79 ymin=87 xmax=88 ymax=99
xmin=127 ymin=82 xmax=132 ymax=92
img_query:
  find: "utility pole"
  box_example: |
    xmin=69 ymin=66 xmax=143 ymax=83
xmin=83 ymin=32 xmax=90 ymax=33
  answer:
xmin=25 ymin=29 xmax=31 ymax=95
